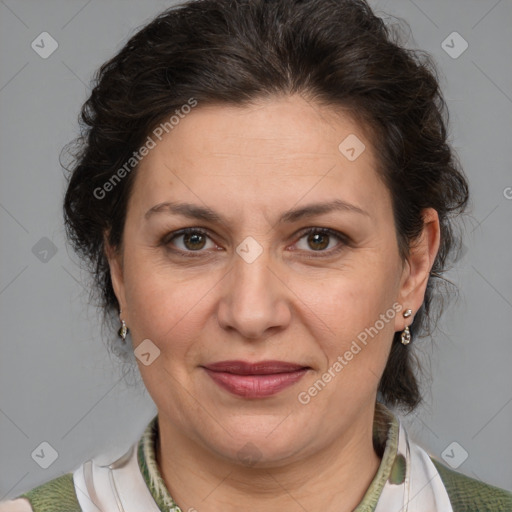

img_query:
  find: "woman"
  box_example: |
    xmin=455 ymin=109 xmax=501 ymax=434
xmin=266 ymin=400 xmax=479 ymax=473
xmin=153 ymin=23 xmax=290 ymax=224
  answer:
xmin=2 ymin=0 xmax=511 ymax=510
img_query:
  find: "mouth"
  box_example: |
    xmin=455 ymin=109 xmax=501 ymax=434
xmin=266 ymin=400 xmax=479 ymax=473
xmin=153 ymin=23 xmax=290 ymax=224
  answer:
xmin=201 ymin=360 xmax=310 ymax=398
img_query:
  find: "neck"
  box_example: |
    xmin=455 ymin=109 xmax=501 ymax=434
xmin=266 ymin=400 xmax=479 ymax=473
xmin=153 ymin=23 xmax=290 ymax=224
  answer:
xmin=156 ymin=407 xmax=382 ymax=512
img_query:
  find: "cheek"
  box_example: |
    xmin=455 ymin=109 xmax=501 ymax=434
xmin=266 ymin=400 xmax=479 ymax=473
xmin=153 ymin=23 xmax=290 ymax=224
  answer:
xmin=300 ymin=261 xmax=401 ymax=402
xmin=300 ymin=283 xmax=398 ymax=410
xmin=307 ymin=260 xmax=400 ymax=344
xmin=121 ymin=250 xmax=215 ymax=348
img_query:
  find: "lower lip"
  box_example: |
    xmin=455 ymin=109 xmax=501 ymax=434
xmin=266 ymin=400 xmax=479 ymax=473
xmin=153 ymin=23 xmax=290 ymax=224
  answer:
xmin=203 ymin=368 xmax=308 ymax=398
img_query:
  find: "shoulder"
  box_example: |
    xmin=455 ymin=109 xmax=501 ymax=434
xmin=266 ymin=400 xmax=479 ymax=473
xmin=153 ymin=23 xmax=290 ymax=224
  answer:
xmin=431 ymin=457 xmax=512 ymax=512
xmin=0 ymin=473 xmax=81 ymax=512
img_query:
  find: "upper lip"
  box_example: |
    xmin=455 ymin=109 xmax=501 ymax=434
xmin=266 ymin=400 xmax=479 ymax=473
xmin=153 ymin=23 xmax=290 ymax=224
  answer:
xmin=202 ymin=360 xmax=309 ymax=375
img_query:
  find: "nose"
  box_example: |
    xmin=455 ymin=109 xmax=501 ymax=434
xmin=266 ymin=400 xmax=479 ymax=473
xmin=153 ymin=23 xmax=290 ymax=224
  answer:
xmin=216 ymin=246 xmax=292 ymax=340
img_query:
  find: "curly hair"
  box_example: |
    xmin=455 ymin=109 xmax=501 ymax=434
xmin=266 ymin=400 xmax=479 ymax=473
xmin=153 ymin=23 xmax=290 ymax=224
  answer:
xmin=63 ymin=0 xmax=469 ymax=412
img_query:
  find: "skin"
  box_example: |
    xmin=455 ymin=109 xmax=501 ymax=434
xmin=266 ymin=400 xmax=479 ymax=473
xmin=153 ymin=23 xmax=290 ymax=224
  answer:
xmin=106 ymin=94 xmax=440 ymax=512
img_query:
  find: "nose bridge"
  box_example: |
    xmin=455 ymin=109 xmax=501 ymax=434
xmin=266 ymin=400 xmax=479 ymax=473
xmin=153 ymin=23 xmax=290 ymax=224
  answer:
xmin=234 ymin=241 xmax=273 ymax=296
xmin=217 ymin=238 xmax=290 ymax=338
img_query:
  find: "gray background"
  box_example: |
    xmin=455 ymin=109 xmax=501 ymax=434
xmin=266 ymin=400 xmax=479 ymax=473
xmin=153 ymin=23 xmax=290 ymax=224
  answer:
xmin=1 ymin=0 xmax=511 ymax=500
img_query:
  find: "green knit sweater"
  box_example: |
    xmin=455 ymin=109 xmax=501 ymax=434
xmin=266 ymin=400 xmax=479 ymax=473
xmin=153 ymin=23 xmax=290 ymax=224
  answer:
xmin=9 ymin=409 xmax=512 ymax=512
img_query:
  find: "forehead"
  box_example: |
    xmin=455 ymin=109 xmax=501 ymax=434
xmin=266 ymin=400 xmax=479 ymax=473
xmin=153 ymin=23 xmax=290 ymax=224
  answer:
xmin=129 ymin=95 xmax=389 ymax=222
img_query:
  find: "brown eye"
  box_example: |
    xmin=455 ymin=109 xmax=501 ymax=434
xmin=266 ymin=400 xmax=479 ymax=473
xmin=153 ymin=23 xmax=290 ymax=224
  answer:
xmin=294 ymin=227 xmax=347 ymax=256
xmin=164 ymin=228 xmax=216 ymax=253
xmin=182 ymin=231 xmax=207 ymax=250
xmin=307 ymin=231 xmax=330 ymax=251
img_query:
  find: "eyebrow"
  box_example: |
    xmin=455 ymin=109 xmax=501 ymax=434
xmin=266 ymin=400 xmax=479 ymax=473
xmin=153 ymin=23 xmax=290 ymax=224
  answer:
xmin=144 ymin=199 xmax=369 ymax=224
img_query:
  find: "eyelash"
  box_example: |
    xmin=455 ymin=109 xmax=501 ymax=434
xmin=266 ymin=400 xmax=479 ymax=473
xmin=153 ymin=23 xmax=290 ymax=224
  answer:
xmin=160 ymin=227 xmax=349 ymax=258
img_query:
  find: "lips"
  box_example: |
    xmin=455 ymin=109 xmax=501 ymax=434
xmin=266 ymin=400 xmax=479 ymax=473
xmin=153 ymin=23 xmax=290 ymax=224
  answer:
xmin=204 ymin=360 xmax=307 ymax=375
xmin=202 ymin=360 xmax=309 ymax=398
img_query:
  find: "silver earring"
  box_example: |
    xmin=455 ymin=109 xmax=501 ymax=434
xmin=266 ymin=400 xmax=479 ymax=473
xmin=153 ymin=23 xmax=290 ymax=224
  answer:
xmin=401 ymin=325 xmax=411 ymax=345
xmin=118 ymin=319 xmax=128 ymax=342
xmin=401 ymin=309 xmax=412 ymax=345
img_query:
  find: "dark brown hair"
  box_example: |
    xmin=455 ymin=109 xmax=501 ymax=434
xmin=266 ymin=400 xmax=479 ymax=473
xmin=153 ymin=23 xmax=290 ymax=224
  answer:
xmin=63 ymin=0 xmax=469 ymax=412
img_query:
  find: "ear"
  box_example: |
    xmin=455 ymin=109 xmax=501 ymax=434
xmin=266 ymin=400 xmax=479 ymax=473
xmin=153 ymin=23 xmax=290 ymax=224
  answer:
xmin=395 ymin=208 xmax=441 ymax=331
xmin=103 ymin=231 xmax=129 ymax=323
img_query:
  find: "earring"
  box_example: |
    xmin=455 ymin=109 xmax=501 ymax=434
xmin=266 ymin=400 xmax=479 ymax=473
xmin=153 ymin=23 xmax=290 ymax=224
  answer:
xmin=401 ymin=309 xmax=412 ymax=345
xmin=118 ymin=319 xmax=128 ymax=342
xmin=401 ymin=326 xmax=411 ymax=345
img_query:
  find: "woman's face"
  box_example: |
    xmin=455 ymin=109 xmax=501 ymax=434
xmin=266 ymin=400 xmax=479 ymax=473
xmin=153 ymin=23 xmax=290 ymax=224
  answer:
xmin=108 ymin=95 xmax=438 ymax=465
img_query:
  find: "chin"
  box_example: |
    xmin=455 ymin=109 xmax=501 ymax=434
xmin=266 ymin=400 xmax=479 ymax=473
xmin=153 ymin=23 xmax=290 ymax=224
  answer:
xmin=196 ymin=417 xmax=315 ymax=468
